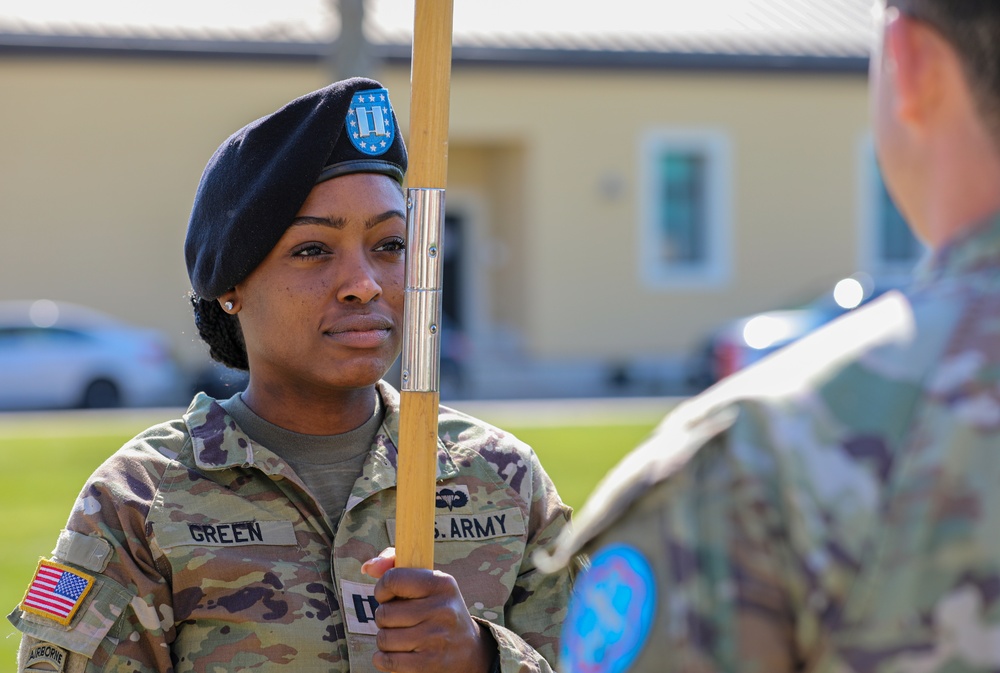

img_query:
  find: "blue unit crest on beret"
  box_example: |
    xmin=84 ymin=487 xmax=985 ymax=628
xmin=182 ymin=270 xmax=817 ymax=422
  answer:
xmin=560 ymin=543 xmax=657 ymax=673
xmin=347 ymin=88 xmax=395 ymax=156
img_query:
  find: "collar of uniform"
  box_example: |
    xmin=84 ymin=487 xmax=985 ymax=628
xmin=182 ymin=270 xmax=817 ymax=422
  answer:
xmin=182 ymin=385 xmax=461 ymax=484
xmin=917 ymin=210 xmax=1000 ymax=285
xmin=370 ymin=380 xmax=461 ymax=483
xmin=184 ymin=393 xmax=287 ymax=473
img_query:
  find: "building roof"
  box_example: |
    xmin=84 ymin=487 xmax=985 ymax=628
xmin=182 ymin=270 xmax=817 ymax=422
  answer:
xmin=0 ymin=0 xmax=875 ymax=71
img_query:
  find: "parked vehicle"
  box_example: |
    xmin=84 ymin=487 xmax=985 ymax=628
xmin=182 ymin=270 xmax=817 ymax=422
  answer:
xmin=687 ymin=274 xmax=899 ymax=390
xmin=0 ymin=300 xmax=184 ymax=410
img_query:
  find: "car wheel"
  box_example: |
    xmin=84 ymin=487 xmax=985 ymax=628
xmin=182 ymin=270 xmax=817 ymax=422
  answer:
xmin=81 ymin=379 xmax=121 ymax=409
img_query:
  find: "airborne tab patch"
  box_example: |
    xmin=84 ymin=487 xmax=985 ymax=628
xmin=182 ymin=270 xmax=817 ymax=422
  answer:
xmin=20 ymin=560 xmax=95 ymax=627
xmin=23 ymin=643 xmax=68 ymax=672
xmin=21 ymin=643 xmax=67 ymax=673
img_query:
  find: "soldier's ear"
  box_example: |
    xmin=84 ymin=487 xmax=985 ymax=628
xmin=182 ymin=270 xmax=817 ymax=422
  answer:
xmin=883 ymin=10 xmax=949 ymax=130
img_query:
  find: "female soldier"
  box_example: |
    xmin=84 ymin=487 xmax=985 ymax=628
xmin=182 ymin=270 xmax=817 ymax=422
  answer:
xmin=9 ymin=78 xmax=572 ymax=673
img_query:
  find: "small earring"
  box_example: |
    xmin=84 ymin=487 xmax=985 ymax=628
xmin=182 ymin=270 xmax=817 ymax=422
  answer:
xmin=224 ymin=301 xmax=234 ymax=312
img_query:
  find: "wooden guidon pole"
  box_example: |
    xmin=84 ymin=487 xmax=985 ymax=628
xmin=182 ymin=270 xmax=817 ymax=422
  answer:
xmin=395 ymin=0 xmax=454 ymax=571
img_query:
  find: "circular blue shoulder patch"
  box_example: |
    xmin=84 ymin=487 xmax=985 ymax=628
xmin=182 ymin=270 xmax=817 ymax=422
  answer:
xmin=560 ymin=543 xmax=657 ymax=673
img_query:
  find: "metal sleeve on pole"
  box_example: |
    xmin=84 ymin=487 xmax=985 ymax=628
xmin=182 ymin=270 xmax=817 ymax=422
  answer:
xmin=401 ymin=188 xmax=445 ymax=393
xmin=404 ymin=189 xmax=446 ymax=290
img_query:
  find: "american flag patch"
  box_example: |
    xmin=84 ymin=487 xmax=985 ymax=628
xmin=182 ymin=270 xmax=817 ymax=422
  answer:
xmin=20 ymin=560 xmax=95 ymax=626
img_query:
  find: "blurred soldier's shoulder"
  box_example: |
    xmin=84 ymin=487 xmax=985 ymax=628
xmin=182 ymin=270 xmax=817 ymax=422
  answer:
xmin=541 ymin=289 xmax=944 ymax=570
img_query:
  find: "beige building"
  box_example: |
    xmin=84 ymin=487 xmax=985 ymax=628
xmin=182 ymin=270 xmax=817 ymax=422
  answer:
xmin=0 ymin=0 xmax=918 ymax=399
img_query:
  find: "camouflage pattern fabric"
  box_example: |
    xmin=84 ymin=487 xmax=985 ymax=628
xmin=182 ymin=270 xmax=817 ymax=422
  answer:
xmin=542 ymin=213 xmax=1000 ymax=673
xmin=8 ymin=381 xmax=573 ymax=673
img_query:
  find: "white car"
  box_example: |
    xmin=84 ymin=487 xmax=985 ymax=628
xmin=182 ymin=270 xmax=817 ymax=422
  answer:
xmin=0 ymin=300 xmax=185 ymax=410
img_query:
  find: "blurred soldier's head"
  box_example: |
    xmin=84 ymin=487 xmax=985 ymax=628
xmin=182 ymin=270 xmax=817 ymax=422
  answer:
xmin=870 ymin=0 xmax=1000 ymax=242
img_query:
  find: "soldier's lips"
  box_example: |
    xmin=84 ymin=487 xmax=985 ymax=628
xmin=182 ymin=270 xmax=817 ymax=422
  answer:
xmin=323 ymin=328 xmax=391 ymax=348
xmin=323 ymin=315 xmax=393 ymax=348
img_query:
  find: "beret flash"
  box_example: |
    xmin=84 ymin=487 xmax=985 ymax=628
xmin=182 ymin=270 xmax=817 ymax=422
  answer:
xmin=185 ymin=77 xmax=408 ymax=300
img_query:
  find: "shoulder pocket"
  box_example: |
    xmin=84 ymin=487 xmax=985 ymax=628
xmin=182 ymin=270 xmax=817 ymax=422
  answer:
xmin=53 ymin=530 xmax=113 ymax=573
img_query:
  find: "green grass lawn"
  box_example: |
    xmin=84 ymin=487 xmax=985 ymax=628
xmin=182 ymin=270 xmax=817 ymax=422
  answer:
xmin=0 ymin=409 xmax=662 ymax=668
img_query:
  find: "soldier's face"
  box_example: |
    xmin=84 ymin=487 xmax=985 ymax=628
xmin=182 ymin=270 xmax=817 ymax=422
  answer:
xmin=233 ymin=173 xmax=406 ymax=392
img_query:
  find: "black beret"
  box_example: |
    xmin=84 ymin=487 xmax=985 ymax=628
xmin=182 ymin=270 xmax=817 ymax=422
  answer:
xmin=185 ymin=77 xmax=408 ymax=300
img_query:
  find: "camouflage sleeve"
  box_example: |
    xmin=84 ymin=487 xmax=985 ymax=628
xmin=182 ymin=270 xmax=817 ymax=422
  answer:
xmin=485 ymin=448 xmax=575 ymax=673
xmin=8 ymin=423 xmax=183 ymax=673
xmin=564 ymin=430 xmax=800 ymax=673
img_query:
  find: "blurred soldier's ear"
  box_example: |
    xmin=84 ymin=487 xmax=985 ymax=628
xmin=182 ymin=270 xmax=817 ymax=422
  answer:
xmin=882 ymin=8 xmax=954 ymax=131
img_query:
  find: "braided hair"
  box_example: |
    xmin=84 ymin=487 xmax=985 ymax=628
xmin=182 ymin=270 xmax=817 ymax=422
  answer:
xmin=190 ymin=293 xmax=249 ymax=371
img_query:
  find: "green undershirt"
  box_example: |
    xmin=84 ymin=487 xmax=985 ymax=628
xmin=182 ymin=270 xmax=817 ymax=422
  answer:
xmin=219 ymin=391 xmax=384 ymax=528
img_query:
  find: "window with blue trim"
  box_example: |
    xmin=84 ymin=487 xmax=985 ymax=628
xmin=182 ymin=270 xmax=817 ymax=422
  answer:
xmin=641 ymin=131 xmax=730 ymax=288
xmin=657 ymin=152 xmax=706 ymax=265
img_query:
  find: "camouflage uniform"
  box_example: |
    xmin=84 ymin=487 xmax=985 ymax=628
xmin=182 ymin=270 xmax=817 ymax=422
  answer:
xmin=544 ymin=213 xmax=1000 ymax=673
xmin=9 ymin=381 xmax=572 ymax=673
